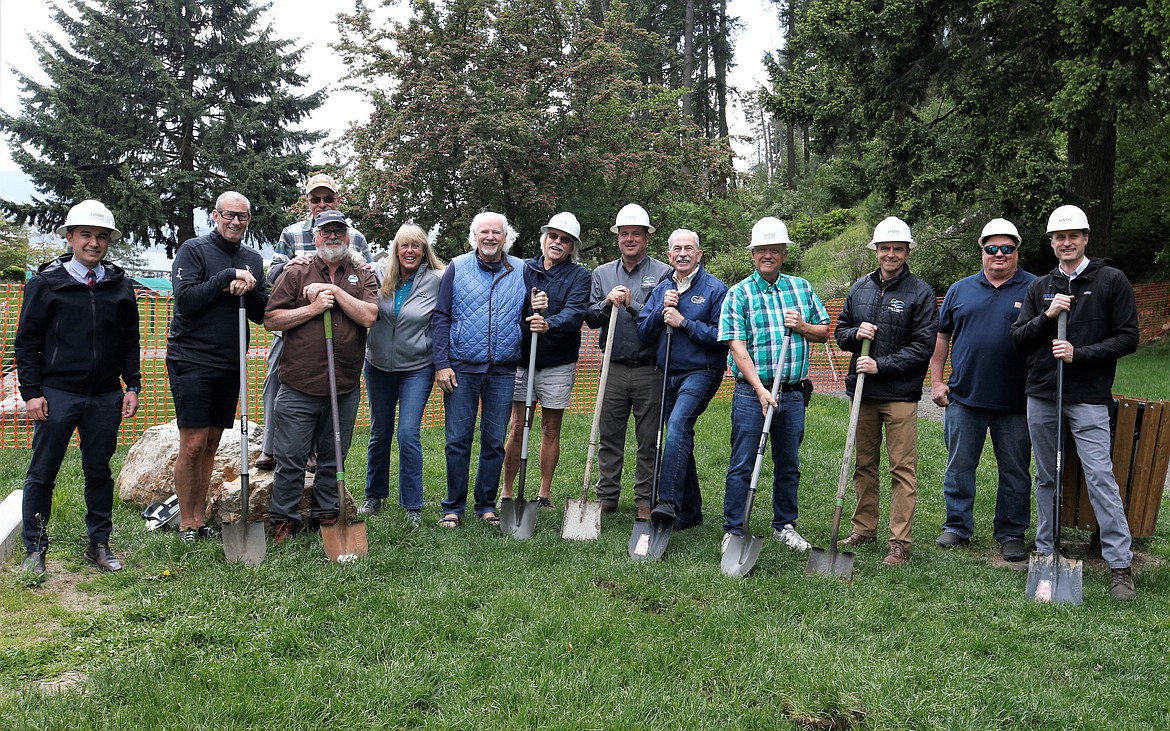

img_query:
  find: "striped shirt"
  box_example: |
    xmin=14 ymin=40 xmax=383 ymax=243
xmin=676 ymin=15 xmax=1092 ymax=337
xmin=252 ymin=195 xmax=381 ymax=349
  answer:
xmin=719 ymin=270 xmax=829 ymax=384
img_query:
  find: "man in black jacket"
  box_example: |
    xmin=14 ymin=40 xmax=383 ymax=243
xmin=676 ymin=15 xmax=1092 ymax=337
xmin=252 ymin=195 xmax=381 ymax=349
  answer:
xmin=16 ymin=200 xmax=141 ymax=576
xmin=835 ymin=216 xmax=937 ymax=566
xmin=1010 ymin=204 xmax=1140 ymax=600
xmin=168 ymin=191 xmax=267 ymax=543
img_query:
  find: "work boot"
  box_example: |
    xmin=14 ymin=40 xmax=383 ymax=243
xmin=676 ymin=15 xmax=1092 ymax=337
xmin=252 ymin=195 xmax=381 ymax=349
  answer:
xmin=1000 ymin=538 xmax=1028 ymax=562
xmin=22 ymin=551 xmax=46 ymax=576
xmin=84 ymin=542 xmax=123 ymax=572
xmin=1110 ymin=567 xmax=1136 ymax=600
xmin=935 ymin=531 xmax=970 ymax=549
xmin=882 ymin=542 xmax=910 ymax=566
xmin=358 ymin=498 xmax=383 ymax=516
xmin=254 ymin=453 xmax=276 ymax=470
xmin=635 ymin=505 xmax=651 ymax=522
xmin=839 ymin=532 xmax=876 ymax=548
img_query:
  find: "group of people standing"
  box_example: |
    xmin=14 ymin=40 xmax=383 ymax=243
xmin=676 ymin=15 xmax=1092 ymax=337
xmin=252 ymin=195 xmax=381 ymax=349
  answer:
xmin=14 ymin=182 xmax=1140 ymax=599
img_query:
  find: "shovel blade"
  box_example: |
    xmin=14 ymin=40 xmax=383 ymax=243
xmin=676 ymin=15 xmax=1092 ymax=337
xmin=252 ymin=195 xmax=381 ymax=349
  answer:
xmin=560 ymin=497 xmax=602 ymax=541
xmin=629 ymin=520 xmax=671 ymax=561
xmin=499 ymin=497 xmax=539 ymax=540
xmin=221 ymin=521 xmax=267 ymax=566
xmin=805 ymin=545 xmax=854 ymax=581
xmin=720 ymin=534 xmax=765 ymax=576
xmin=322 ymin=521 xmax=369 ymax=563
xmin=1026 ymin=552 xmax=1083 ymax=604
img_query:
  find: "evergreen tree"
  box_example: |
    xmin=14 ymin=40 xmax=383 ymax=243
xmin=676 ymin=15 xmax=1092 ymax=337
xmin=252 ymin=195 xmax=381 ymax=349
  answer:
xmin=0 ymin=0 xmax=324 ymax=255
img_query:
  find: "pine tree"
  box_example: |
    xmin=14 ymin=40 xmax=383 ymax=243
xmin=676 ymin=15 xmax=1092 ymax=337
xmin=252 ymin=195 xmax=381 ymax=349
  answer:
xmin=0 ymin=0 xmax=324 ymax=255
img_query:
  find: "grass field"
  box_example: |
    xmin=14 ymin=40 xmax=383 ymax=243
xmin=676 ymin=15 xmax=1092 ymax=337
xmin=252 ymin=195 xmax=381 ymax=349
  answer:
xmin=1 ymin=345 xmax=1168 ymax=730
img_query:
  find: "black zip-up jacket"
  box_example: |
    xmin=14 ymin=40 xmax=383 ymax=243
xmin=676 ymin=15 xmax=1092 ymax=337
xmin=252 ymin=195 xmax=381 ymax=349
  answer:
xmin=835 ymin=265 xmax=937 ymax=401
xmin=16 ymin=255 xmax=140 ymax=400
xmin=168 ymin=230 xmax=267 ymax=371
xmin=1010 ymin=257 xmax=1138 ymax=405
xmin=521 ymin=254 xmax=592 ymax=369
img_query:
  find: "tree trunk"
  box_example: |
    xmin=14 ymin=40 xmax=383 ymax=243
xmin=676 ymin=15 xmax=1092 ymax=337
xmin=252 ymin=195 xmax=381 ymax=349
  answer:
xmin=1067 ymin=100 xmax=1116 ymax=260
xmin=682 ymin=0 xmax=695 ymax=121
xmin=714 ymin=0 xmax=731 ymax=191
xmin=785 ymin=122 xmax=796 ymax=189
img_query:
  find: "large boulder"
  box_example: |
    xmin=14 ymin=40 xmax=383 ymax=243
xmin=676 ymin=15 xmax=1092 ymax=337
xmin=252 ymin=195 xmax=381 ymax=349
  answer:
xmin=214 ymin=470 xmax=357 ymax=524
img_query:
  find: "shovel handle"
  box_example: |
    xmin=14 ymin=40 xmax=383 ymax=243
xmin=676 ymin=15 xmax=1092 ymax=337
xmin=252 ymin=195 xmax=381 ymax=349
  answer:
xmin=581 ymin=305 xmax=621 ymax=500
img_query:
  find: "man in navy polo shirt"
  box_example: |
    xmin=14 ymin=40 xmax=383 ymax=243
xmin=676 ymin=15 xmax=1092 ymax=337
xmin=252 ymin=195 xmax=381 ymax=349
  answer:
xmin=929 ymin=218 xmax=1036 ymax=561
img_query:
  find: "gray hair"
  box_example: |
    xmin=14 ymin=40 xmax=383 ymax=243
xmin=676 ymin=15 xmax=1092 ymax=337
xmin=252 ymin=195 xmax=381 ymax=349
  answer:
xmin=668 ymin=229 xmax=700 ymax=249
xmin=215 ymin=190 xmax=250 ymax=211
xmin=467 ymin=211 xmax=519 ymax=252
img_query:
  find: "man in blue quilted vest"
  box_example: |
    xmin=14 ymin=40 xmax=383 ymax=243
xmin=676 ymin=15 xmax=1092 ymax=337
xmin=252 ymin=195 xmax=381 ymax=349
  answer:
xmin=433 ymin=211 xmax=546 ymax=529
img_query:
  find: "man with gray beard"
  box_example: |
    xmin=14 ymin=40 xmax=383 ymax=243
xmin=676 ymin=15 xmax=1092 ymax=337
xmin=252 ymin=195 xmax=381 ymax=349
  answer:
xmin=263 ymin=210 xmax=379 ymax=542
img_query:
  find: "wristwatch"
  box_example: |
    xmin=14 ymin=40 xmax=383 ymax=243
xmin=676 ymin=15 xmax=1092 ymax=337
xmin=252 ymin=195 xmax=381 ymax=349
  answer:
xmin=126 ymin=385 xmax=141 ymax=393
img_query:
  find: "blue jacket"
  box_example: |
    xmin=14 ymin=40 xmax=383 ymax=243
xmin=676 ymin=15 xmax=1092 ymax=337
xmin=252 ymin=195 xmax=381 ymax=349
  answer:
xmin=433 ymin=251 xmax=527 ymax=371
xmin=522 ymin=255 xmax=592 ymax=369
xmin=638 ymin=264 xmax=729 ymax=372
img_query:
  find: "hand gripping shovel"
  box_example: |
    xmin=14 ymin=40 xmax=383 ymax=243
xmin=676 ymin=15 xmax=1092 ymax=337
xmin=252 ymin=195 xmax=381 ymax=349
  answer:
xmin=223 ymin=295 xmax=266 ymax=566
xmin=806 ymin=339 xmax=870 ymax=580
xmin=500 ymin=325 xmax=541 ymax=540
xmin=561 ymin=306 xmax=619 ymax=540
xmin=1026 ymin=310 xmax=1082 ymax=604
xmin=629 ymin=327 xmax=673 ymax=561
xmin=722 ymin=330 xmax=791 ymax=577
xmin=321 ymin=310 xmax=369 ymax=562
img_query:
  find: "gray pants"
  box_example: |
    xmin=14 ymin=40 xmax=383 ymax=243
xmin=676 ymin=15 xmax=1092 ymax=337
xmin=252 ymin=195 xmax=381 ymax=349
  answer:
xmin=270 ymin=384 xmax=360 ymax=523
xmin=595 ymin=363 xmax=662 ymax=509
xmin=1027 ymin=397 xmax=1133 ymax=568
xmin=260 ymin=335 xmax=283 ymax=454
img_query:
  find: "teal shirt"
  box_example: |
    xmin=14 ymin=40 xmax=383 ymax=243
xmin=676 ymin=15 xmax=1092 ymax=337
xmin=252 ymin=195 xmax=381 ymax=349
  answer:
xmin=394 ymin=273 xmax=415 ymax=317
xmin=718 ymin=270 xmax=829 ymax=384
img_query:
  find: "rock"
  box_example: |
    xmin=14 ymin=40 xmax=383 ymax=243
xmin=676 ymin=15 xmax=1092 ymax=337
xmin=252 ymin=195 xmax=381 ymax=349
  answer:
xmin=213 ymin=470 xmax=358 ymax=525
xmin=116 ymin=419 xmax=264 ymax=515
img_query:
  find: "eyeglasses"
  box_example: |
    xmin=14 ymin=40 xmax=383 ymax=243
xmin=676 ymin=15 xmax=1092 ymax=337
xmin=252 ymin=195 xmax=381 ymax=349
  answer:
xmin=983 ymin=244 xmax=1016 ymax=255
xmin=217 ymin=210 xmax=251 ymax=222
xmin=545 ymin=231 xmax=575 ymax=244
xmin=309 ymin=195 xmax=338 ymax=204
xmin=317 ymin=226 xmax=348 ymax=239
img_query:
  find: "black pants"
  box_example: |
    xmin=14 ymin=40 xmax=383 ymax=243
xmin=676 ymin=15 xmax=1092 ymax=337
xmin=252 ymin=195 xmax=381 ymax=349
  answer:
xmin=22 ymin=387 xmax=123 ymax=553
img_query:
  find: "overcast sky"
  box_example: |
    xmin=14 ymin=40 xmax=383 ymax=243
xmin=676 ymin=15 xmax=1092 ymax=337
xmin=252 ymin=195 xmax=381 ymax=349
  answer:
xmin=0 ymin=0 xmax=783 ymax=200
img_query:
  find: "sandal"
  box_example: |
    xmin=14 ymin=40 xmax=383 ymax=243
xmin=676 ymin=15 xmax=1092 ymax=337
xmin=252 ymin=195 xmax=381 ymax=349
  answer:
xmin=481 ymin=511 xmax=500 ymax=526
xmin=439 ymin=513 xmax=461 ymax=529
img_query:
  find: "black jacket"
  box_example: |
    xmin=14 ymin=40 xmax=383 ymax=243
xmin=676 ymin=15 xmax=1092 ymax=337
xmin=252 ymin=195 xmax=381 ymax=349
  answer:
xmin=16 ymin=255 xmax=140 ymax=400
xmin=835 ymin=266 xmax=937 ymax=401
xmin=521 ymin=255 xmax=592 ymax=369
xmin=167 ymin=230 xmax=267 ymax=371
xmin=1010 ymin=258 xmax=1139 ymax=405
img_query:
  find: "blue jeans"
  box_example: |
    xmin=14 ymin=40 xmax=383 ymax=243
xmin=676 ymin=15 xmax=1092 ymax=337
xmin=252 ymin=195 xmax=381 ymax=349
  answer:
xmin=723 ymin=382 xmax=806 ymax=536
xmin=23 ymin=387 xmax=123 ymax=552
xmin=1028 ymin=397 xmax=1132 ymax=568
xmin=940 ymin=401 xmax=1031 ymax=543
xmin=657 ymin=368 xmax=722 ymax=527
xmin=441 ymin=370 xmax=515 ymax=516
xmin=364 ymin=362 xmax=435 ymax=510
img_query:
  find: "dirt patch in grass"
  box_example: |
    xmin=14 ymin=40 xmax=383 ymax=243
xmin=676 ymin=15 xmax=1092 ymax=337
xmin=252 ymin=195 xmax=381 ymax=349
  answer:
xmin=39 ymin=558 xmax=114 ymax=613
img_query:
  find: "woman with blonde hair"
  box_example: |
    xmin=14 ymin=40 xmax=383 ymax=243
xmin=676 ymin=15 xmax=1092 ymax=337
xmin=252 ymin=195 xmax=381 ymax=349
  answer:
xmin=360 ymin=224 xmax=445 ymax=525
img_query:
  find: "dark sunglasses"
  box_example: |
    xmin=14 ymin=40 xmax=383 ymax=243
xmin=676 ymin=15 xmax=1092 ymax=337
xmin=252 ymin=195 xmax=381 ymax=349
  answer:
xmin=983 ymin=244 xmax=1016 ymax=255
xmin=310 ymin=195 xmax=338 ymax=204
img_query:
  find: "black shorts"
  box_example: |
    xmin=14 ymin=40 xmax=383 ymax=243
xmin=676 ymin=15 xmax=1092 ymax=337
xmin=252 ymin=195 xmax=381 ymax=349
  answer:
xmin=167 ymin=358 xmax=239 ymax=429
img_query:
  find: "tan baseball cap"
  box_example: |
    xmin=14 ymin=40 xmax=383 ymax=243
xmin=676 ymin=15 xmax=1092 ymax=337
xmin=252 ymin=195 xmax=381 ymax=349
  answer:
xmin=305 ymin=173 xmax=339 ymax=194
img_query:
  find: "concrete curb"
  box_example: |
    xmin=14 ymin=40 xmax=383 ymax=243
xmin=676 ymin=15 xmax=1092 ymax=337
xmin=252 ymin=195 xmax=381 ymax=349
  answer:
xmin=0 ymin=489 xmax=23 ymax=564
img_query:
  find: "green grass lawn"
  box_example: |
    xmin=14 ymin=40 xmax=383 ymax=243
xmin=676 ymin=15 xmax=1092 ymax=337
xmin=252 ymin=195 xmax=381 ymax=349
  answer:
xmin=2 ymin=345 xmax=1169 ymax=730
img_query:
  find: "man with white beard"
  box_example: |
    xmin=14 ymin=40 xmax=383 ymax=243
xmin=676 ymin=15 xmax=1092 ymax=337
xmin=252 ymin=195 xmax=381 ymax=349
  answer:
xmin=263 ymin=210 xmax=379 ymax=542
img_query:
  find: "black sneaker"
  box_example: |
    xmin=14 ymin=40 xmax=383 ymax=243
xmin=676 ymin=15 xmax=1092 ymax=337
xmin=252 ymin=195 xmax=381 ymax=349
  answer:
xmin=650 ymin=502 xmax=677 ymax=524
xmin=196 ymin=525 xmax=221 ymax=541
xmin=22 ymin=551 xmax=46 ymax=576
xmin=935 ymin=531 xmax=970 ymax=549
xmin=1000 ymin=538 xmax=1027 ymax=562
xmin=358 ymin=498 xmax=383 ymax=516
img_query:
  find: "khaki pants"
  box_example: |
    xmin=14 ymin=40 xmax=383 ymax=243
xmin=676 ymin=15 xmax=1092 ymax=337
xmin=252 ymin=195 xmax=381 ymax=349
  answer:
xmin=595 ymin=363 xmax=662 ymax=509
xmin=850 ymin=400 xmax=919 ymax=545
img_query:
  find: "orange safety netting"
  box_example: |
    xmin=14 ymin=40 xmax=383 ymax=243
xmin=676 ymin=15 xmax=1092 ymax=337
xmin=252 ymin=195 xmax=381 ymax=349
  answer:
xmin=1 ymin=281 xmax=1166 ymax=448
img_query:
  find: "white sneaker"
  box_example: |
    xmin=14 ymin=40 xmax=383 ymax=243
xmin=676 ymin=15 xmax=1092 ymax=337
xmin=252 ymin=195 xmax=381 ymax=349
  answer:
xmin=721 ymin=532 xmax=732 ymax=554
xmin=775 ymin=524 xmax=811 ymax=552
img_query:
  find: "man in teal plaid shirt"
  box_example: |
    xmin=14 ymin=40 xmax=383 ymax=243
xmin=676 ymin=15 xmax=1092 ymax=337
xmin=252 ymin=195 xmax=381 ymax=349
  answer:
xmin=718 ymin=217 xmax=830 ymax=552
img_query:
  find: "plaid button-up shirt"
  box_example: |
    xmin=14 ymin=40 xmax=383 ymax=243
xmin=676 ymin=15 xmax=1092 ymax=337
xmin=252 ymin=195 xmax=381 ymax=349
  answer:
xmin=719 ymin=269 xmax=829 ymax=384
xmin=276 ymin=217 xmax=372 ymax=262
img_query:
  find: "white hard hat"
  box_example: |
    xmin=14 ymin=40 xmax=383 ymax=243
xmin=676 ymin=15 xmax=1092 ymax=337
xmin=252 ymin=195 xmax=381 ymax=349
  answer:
xmin=1046 ymin=205 xmax=1090 ymax=233
xmin=541 ymin=212 xmax=581 ymax=241
xmin=610 ymin=203 xmax=655 ymax=234
xmin=748 ymin=216 xmax=794 ymax=248
xmin=56 ymin=199 xmax=122 ymax=241
xmin=979 ymin=218 xmax=1020 ymax=245
xmin=868 ymin=216 xmax=915 ymax=249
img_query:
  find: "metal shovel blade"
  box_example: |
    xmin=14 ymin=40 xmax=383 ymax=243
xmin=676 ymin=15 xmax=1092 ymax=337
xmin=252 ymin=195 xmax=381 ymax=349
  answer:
xmin=499 ymin=497 xmax=539 ymax=540
xmin=322 ymin=520 xmax=369 ymax=563
xmin=805 ymin=545 xmax=855 ymax=581
xmin=720 ymin=533 xmax=766 ymax=577
xmin=629 ymin=519 xmax=671 ymax=561
xmin=561 ymin=497 xmax=602 ymax=541
xmin=1025 ymin=552 xmax=1083 ymax=604
xmin=222 ymin=520 xmax=266 ymax=566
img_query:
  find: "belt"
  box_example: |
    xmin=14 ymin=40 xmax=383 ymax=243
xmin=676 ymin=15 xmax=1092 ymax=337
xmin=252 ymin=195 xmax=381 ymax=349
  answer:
xmin=737 ymin=378 xmax=802 ymax=392
xmin=614 ymin=357 xmax=654 ymax=368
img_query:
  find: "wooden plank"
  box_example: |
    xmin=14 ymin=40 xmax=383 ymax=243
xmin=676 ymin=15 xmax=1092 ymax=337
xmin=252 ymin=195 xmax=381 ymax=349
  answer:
xmin=1128 ymin=402 xmax=1170 ymax=537
xmin=1111 ymin=399 xmax=1140 ymax=508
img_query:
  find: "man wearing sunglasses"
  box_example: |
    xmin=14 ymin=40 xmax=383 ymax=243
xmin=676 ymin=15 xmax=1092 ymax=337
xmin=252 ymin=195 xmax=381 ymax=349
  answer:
xmin=259 ymin=173 xmax=372 ymax=471
xmin=930 ymin=218 xmax=1037 ymax=562
xmin=168 ymin=191 xmax=267 ymax=543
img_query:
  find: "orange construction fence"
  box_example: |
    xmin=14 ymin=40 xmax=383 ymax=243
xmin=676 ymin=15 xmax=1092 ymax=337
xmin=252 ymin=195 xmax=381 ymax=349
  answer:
xmin=1 ymin=281 xmax=1167 ymax=448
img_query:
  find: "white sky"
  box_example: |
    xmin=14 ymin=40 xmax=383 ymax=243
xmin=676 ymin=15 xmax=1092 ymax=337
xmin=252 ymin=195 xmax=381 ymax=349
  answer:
xmin=0 ymin=0 xmax=782 ymax=187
